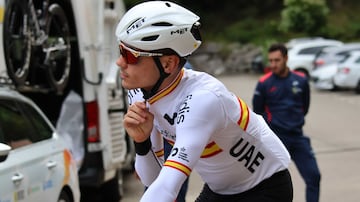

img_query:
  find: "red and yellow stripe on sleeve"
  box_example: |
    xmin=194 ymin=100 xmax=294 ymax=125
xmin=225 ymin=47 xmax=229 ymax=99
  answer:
xmin=163 ymin=160 xmax=192 ymax=177
xmin=163 ymin=142 xmax=222 ymax=176
xmin=169 ymin=139 xmax=222 ymax=158
xmin=155 ymin=149 xmax=164 ymax=158
xmin=237 ymin=97 xmax=250 ymax=131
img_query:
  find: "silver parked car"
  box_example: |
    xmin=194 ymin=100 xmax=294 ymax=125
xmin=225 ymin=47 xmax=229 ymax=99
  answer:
xmin=313 ymin=42 xmax=360 ymax=70
xmin=334 ymin=51 xmax=360 ymax=93
xmin=310 ymin=63 xmax=339 ymax=90
xmin=286 ymin=38 xmax=343 ymax=77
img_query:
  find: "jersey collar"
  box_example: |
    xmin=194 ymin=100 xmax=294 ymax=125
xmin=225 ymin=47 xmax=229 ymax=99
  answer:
xmin=148 ymin=68 xmax=184 ymax=104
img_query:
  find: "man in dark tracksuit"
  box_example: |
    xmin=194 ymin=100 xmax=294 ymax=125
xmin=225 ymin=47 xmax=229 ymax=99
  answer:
xmin=252 ymin=43 xmax=321 ymax=202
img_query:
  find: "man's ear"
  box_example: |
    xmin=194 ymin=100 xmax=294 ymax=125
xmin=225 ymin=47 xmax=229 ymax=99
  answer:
xmin=162 ymin=55 xmax=180 ymax=73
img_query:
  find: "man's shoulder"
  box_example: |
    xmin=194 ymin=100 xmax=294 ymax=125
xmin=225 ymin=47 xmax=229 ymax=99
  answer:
xmin=258 ymin=72 xmax=273 ymax=83
xmin=291 ymin=71 xmax=309 ymax=82
xmin=292 ymin=70 xmax=305 ymax=76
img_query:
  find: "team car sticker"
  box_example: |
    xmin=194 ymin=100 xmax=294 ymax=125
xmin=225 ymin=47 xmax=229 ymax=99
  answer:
xmin=62 ymin=149 xmax=73 ymax=186
xmin=28 ymin=183 xmax=41 ymax=196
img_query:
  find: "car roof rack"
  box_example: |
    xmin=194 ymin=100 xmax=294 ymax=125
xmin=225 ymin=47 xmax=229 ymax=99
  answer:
xmin=0 ymin=76 xmax=52 ymax=93
xmin=0 ymin=76 xmax=14 ymax=87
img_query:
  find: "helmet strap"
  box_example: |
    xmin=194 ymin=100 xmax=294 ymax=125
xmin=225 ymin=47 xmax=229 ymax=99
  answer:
xmin=141 ymin=57 xmax=170 ymax=99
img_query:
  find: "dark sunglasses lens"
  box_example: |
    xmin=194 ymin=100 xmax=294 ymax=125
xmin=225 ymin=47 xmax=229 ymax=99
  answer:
xmin=120 ymin=45 xmax=138 ymax=64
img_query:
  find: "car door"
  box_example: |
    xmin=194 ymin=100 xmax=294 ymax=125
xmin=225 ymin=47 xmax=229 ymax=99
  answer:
xmin=0 ymin=98 xmax=32 ymax=201
xmin=18 ymin=100 xmax=68 ymax=202
xmin=348 ymin=55 xmax=360 ymax=87
xmin=0 ymin=98 xmax=63 ymax=201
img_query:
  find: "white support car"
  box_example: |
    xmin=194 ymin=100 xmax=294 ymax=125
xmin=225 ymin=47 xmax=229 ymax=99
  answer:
xmin=0 ymin=86 xmax=80 ymax=202
xmin=334 ymin=51 xmax=360 ymax=93
xmin=0 ymin=1 xmax=134 ymax=200
xmin=286 ymin=39 xmax=343 ymax=77
xmin=310 ymin=63 xmax=339 ymax=90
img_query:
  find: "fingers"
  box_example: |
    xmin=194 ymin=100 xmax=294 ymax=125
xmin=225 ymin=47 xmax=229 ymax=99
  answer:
xmin=125 ymin=101 xmax=149 ymax=124
xmin=124 ymin=101 xmax=154 ymax=143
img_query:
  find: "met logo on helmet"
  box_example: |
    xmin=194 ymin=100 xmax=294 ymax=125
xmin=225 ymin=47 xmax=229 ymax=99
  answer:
xmin=126 ymin=17 xmax=145 ymax=34
xmin=170 ymin=27 xmax=188 ymax=35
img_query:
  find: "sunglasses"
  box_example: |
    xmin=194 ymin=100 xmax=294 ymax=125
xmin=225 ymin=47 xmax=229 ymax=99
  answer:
xmin=119 ymin=43 xmax=163 ymax=64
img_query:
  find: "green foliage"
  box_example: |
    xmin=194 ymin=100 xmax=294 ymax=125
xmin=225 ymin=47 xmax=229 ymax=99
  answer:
xmin=280 ymin=0 xmax=329 ymax=34
xmin=122 ymin=0 xmax=360 ymax=44
xmin=221 ymin=18 xmax=281 ymax=44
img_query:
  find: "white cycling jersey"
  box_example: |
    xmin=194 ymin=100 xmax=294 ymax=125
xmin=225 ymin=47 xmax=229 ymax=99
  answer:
xmin=127 ymin=68 xmax=291 ymax=202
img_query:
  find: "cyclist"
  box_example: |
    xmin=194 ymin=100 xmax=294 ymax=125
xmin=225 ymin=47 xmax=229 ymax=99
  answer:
xmin=127 ymin=88 xmax=189 ymax=202
xmin=117 ymin=1 xmax=293 ymax=201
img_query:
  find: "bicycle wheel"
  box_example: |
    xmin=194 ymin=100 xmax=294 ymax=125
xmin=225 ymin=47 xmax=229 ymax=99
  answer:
xmin=44 ymin=3 xmax=71 ymax=94
xmin=3 ymin=0 xmax=32 ymax=86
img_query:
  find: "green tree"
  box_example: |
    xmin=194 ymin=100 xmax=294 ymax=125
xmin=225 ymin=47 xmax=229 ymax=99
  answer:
xmin=280 ymin=0 xmax=329 ymax=34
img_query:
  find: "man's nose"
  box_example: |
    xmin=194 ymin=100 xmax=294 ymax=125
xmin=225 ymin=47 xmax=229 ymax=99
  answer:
xmin=116 ymin=55 xmax=127 ymax=68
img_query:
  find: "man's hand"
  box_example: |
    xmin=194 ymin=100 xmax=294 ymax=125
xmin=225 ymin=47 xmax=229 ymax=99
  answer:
xmin=124 ymin=101 xmax=154 ymax=143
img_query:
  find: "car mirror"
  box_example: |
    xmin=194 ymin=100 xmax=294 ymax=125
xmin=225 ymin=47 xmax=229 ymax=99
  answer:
xmin=0 ymin=143 xmax=11 ymax=162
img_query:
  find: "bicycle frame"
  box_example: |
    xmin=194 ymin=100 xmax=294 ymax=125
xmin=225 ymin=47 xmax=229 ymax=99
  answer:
xmin=3 ymin=0 xmax=72 ymax=93
xmin=28 ymin=0 xmax=49 ymax=45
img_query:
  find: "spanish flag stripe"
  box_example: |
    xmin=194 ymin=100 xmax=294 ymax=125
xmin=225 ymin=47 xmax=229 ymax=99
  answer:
xmin=201 ymin=149 xmax=223 ymax=158
xmin=155 ymin=149 xmax=164 ymax=157
xmin=200 ymin=141 xmax=223 ymax=158
xmin=237 ymin=97 xmax=250 ymax=131
xmin=167 ymin=140 xmax=175 ymax=146
xmin=164 ymin=160 xmax=191 ymax=176
xmin=149 ymin=69 xmax=184 ymax=104
xmin=205 ymin=141 xmax=216 ymax=148
xmin=166 ymin=140 xmax=222 ymax=158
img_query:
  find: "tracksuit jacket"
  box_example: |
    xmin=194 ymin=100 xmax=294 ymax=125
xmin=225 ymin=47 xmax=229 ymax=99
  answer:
xmin=252 ymin=71 xmax=310 ymax=136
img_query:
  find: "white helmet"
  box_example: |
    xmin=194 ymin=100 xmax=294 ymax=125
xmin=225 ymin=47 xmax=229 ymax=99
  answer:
xmin=115 ymin=1 xmax=202 ymax=57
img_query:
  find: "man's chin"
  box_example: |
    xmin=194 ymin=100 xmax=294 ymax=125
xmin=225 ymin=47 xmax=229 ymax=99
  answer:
xmin=122 ymin=83 xmax=143 ymax=91
xmin=121 ymin=81 xmax=132 ymax=90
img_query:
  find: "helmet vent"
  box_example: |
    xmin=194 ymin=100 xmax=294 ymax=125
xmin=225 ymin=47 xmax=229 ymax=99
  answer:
xmin=191 ymin=22 xmax=202 ymax=41
xmin=152 ymin=22 xmax=173 ymax=27
xmin=142 ymin=35 xmax=160 ymax=41
xmin=127 ymin=17 xmax=145 ymax=34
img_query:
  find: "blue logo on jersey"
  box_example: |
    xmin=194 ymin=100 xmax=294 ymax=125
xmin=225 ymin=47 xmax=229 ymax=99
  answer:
xmin=164 ymin=113 xmax=177 ymax=125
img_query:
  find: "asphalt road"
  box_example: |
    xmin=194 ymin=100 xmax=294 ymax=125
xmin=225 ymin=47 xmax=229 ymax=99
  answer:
xmin=121 ymin=72 xmax=360 ymax=202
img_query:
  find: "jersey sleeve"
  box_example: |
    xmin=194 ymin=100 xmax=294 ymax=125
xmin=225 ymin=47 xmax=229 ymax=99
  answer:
xmin=134 ymin=128 xmax=163 ymax=187
xmin=150 ymin=130 xmax=165 ymax=163
xmin=127 ymin=89 xmax=165 ymax=186
xmin=140 ymin=90 xmax=227 ymax=201
xmin=252 ymin=81 xmax=265 ymax=114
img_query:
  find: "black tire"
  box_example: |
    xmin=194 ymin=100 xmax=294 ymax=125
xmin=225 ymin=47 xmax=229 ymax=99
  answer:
xmin=80 ymin=176 xmax=121 ymax=202
xmin=44 ymin=3 xmax=71 ymax=94
xmin=355 ymin=80 xmax=360 ymax=94
xmin=3 ymin=0 xmax=32 ymax=86
xmin=101 ymin=176 xmax=121 ymax=202
xmin=58 ymin=189 xmax=71 ymax=202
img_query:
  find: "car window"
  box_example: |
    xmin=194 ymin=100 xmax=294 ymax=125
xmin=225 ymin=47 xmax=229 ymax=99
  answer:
xmin=20 ymin=101 xmax=53 ymax=142
xmin=0 ymin=99 xmax=52 ymax=149
xmin=299 ymin=46 xmax=326 ymax=55
xmin=316 ymin=52 xmax=328 ymax=58
xmin=339 ymin=53 xmax=351 ymax=63
xmin=355 ymin=57 xmax=360 ymax=64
